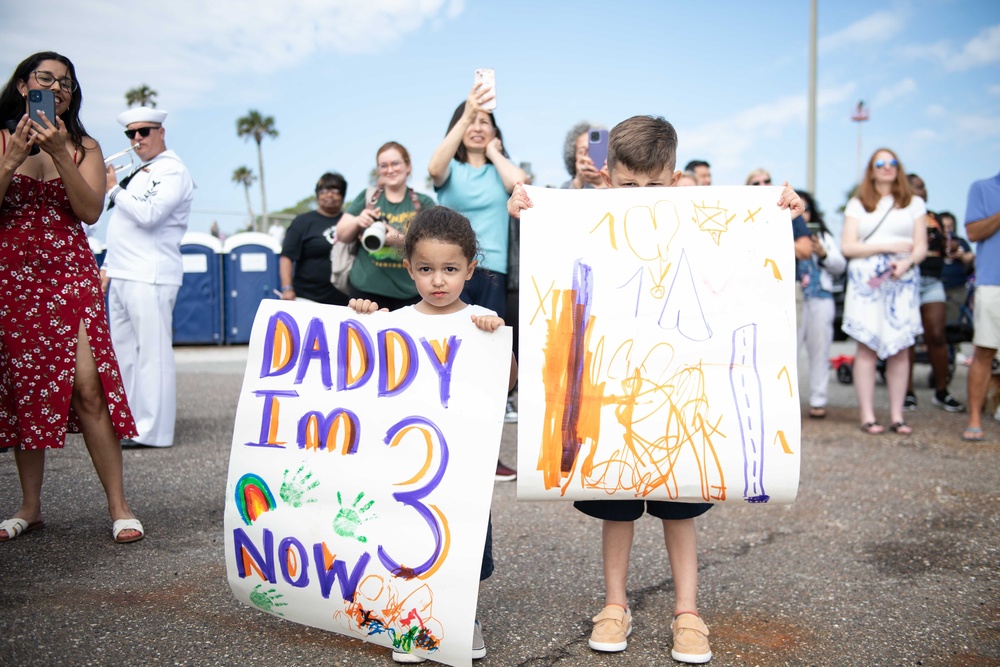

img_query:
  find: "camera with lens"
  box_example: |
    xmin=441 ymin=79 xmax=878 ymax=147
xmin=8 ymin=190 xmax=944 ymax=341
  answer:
xmin=361 ymin=215 xmax=389 ymax=252
xmin=590 ymin=130 xmax=601 ymax=142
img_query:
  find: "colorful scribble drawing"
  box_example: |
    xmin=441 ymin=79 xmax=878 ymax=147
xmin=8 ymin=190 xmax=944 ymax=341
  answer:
xmin=692 ymin=200 xmax=735 ymax=245
xmin=280 ymin=464 xmax=320 ymax=508
xmin=536 ymin=258 xmax=727 ymax=501
xmin=333 ymin=491 xmax=376 ymax=543
xmin=729 ymin=324 xmax=769 ymax=503
xmin=235 ymin=473 xmax=277 ymax=525
xmin=533 ymin=194 xmax=794 ymax=504
xmin=335 ymin=574 xmax=442 ymax=656
xmin=249 ymin=583 xmax=288 ymax=616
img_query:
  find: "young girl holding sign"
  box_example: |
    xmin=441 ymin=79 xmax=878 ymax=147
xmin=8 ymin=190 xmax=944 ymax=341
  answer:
xmin=349 ymin=205 xmax=516 ymax=663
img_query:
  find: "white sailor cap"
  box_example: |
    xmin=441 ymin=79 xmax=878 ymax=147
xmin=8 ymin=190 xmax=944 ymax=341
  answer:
xmin=116 ymin=107 xmax=168 ymax=127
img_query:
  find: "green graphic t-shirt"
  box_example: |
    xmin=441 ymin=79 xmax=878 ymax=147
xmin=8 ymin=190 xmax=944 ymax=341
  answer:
xmin=345 ymin=188 xmax=435 ymax=299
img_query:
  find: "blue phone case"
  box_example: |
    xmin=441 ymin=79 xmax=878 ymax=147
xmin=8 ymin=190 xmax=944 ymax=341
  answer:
xmin=588 ymin=129 xmax=609 ymax=170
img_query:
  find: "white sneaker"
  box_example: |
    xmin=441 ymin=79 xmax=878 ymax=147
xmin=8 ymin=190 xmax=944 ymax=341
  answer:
xmin=472 ymin=619 xmax=487 ymax=660
xmin=504 ymin=398 xmax=518 ymax=423
xmin=391 ymin=647 xmax=426 ymax=663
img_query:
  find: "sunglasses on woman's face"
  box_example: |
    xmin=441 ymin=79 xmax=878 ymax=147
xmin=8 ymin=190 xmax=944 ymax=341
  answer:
xmin=874 ymin=159 xmax=898 ymax=169
xmin=124 ymin=126 xmax=160 ymax=140
xmin=749 ymin=178 xmax=771 ymax=186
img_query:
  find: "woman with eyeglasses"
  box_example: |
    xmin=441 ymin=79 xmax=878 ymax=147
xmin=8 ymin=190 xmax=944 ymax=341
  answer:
xmin=335 ymin=141 xmax=435 ymax=310
xmin=841 ymin=148 xmax=928 ymax=435
xmin=0 ymin=51 xmax=143 ymax=543
xmin=279 ymin=171 xmax=351 ymax=306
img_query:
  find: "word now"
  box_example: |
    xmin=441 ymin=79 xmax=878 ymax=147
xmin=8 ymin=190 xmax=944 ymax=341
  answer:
xmin=260 ymin=311 xmax=463 ymax=406
xmin=234 ymin=527 xmax=371 ymax=601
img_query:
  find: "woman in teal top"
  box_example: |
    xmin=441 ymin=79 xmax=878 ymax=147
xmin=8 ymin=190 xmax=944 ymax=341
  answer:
xmin=336 ymin=141 xmax=435 ymax=311
xmin=428 ymin=81 xmax=527 ymax=319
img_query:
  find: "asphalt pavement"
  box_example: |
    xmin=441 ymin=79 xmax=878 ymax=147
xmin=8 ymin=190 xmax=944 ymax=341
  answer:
xmin=1 ymin=341 xmax=997 ymax=666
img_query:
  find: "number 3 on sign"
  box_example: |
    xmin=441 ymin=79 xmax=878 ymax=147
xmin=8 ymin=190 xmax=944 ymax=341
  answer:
xmin=377 ymin=416 xmax=451 ymax=580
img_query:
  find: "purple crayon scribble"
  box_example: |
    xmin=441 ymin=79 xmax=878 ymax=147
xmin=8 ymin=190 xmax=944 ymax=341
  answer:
xmin=561 ymin=259 xmax=593 ymax=475
xmin=659 ymin=249 xmax=712 ymax=342
xmin=728 ymin=324 xmax=769 ymax=503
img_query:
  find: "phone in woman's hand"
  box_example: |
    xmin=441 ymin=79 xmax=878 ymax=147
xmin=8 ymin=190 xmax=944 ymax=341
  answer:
xmin=28 ymin=89 xmax=56 ymax=128
xmin=474 ymin=68 xmax=496 ymax=111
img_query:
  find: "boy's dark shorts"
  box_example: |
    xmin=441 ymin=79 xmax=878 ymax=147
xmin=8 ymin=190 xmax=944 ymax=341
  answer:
xmin=574 ymin=499 xmax=713 ymax=521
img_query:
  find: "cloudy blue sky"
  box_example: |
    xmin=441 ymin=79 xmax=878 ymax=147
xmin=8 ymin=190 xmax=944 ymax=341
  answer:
xmin=3 ymin=0 xmax=998 ymax=240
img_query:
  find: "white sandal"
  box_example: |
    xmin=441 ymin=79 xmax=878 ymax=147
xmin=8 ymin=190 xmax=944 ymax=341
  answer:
xmin=112 ymin=518 xmax=144 ymax=544
xmin=0 ymin=517 xmax=45 ymax=542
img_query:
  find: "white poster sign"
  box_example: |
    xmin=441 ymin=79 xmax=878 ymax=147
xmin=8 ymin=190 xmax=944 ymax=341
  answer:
xmin=517 ymin=185 xmax=801 ymax=504
xmin=224 ymin=300 xmax=511 ymax=667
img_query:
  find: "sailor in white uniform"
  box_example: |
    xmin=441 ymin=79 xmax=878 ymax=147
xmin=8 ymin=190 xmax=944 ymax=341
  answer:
xmin=101 ymin=107 xmax=194 ymax=447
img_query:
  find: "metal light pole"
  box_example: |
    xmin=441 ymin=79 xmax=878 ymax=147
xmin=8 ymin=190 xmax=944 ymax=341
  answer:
xmin=807 ymin=0 xmax=817 ymax=193
xmin=851 ymin=100 xmax=869 ymax=185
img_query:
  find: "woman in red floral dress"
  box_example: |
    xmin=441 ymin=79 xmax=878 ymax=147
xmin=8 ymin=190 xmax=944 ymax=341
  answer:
xmin=0 ymin=52 xmax=143 ymax=544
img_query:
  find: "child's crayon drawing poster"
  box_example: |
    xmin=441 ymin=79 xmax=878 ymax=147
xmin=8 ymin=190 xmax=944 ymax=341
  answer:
xmin=224 ymin=300 xmax=511 ymax=667
xmin=517 ymin=185 xmax=801 ymax=505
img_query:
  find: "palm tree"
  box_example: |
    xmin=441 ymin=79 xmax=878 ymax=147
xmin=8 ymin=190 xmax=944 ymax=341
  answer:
xmin=236 ymin=110 xmax=278 ymax=229
xmin=125 ymin=84 xmax=157 ymax=108
xmin=232 ymin=166 xmax=257 ymax=230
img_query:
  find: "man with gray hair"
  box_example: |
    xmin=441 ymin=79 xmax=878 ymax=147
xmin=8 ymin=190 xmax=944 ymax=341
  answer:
xmin=102 ymin=107 xmax=194 ymax=448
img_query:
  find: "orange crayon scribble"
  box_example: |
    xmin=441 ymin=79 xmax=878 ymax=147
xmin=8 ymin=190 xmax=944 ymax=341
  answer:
xmin=777 ymin=366 xmax=793 ymax=396
xmin=542 ymin=330 xmax=727 ymax=501
xmin=336 ymin=575 xmax=442 ymax=651
xmin=764 ymin=258 xmax=783 ymax=280
xmin=537 ymin=289 xmax=609 ymax=493
xmin=590 ymin=211 xmax=618 ymax=248
xmin=529 ymin=276 xmax=555 ymax=326
xmin=744 ymin=207 xmax=761 ymax=223
xmin=774 ymin=430 xmax=794 ymax=455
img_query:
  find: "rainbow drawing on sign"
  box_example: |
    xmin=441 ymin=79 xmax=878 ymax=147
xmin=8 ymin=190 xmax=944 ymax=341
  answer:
xmin=235 ymin=473 xmax=277 ymax=525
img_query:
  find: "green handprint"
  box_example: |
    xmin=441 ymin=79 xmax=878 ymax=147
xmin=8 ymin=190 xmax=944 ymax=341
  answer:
xmin=280 ymin=464 xmax=320 ymax=508
xmin=249 ymin=584 xmax=288 ymax=616
xmin=333 ymin=490 xmax=377 ymax=543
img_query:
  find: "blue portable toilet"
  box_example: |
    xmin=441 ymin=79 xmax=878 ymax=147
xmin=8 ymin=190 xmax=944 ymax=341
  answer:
xmin=222 ymin=232 xmax=282 ymax=344
xmin=173 ymin=232 xmax=224 ymax=345
xmin=88 ymin=236 xmax=106 ymax=268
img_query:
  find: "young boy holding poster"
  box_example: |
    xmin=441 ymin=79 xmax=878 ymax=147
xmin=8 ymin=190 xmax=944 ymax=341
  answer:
xmin=508 ymin=115 xmax=802 ymax=664
xmin=349 ymin=205 xmax=517 ymax=663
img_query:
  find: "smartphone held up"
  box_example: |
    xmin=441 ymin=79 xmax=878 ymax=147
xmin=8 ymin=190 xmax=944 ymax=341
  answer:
xmin=28 ymin=89 xmax=56 ymax=128
xmin=474 ymin=68 xmax=496 ymax=111
xmin=588 ymin=128 xmax=609 ymax=171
